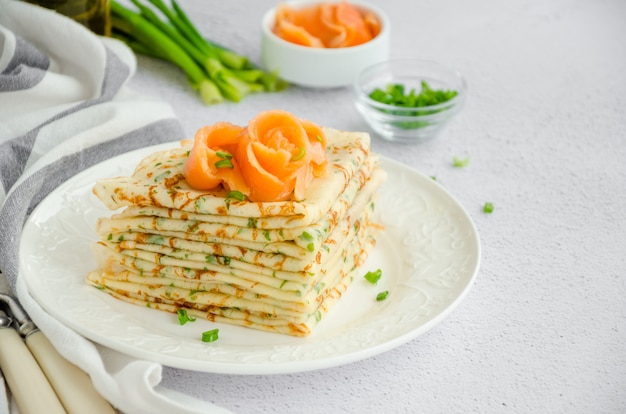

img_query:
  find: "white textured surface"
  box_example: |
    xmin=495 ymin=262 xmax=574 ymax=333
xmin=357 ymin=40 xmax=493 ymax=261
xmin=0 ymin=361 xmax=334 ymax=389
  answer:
xmin=123 ymin=0 xmax=626 ymax=412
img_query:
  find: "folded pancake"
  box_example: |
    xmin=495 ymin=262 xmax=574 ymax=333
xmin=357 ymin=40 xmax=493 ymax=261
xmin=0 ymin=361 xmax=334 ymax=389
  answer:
xmin=93 ymin=128 xmax=371 ymax=227
xmin=86 ymin=127 xmax=386 ymax=337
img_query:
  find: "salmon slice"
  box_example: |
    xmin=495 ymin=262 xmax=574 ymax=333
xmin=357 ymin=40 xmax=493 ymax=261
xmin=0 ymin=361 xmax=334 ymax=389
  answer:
xmin=185 ymin=110 xmax=328 ymax=202
xmin=273 ymin=1 xmax=380 ymax=48
xmin=333 ymin=1 xmax=373 ymax=47
xmin=184 ymin=123 xmax=250 ymax=195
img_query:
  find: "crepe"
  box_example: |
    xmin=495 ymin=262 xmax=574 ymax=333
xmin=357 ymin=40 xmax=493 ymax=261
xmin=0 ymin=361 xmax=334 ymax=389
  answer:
xmin=93 ymin=127 xmax=371 ymax=227
xmin=86 ymin=127 xmax=386 ymax=337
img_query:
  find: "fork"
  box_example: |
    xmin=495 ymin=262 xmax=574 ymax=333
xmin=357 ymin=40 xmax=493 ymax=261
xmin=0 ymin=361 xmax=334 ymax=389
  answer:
xmin=0 ymin=293 xmax=116 ymax=413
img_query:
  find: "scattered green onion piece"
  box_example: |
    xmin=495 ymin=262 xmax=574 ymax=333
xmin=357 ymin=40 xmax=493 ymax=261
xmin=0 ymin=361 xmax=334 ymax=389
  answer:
xmin=215 ymin=159 xmax=234 ymax=169
xmin=216 ymin=150 xmax=233 ymax=160
xmin=376 ymin=291 xmax=389 ymax=301
xmin=483 ymin=202 xmax=494 ymax=213
xmin=177 ymin=309 xmax=196 ymax=325
xmin=226 ymin=190 xmax=246 ymax=201
xmin=364 ymin=269 xmax=382 ymax=285
xmin=291 ymin=147 xmax=306 ymax=161
xmin=202 ymin=329 xmax=219 ymax=343
xmin=299 ymin=231 xmax=314 ymax=242
xmin=453 ymin=156 xmax=470 ymax=168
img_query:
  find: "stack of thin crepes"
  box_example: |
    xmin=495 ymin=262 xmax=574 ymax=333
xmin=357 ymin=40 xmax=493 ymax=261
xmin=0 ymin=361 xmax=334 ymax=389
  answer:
xmin=86 ymin=124 xmax=386 ymax=337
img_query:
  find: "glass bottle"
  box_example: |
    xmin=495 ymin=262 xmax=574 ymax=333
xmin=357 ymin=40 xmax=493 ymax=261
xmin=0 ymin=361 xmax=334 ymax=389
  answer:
xmin=24 ymin=0 xmax=111 ymax=36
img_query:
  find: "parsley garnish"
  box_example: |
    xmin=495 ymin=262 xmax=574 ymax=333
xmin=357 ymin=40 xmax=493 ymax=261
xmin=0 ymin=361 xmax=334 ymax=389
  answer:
xmin=483 ymin=202 xmax=494 ymax=214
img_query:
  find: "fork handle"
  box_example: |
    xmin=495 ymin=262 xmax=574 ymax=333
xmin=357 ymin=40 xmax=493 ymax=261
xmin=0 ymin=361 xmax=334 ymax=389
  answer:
xmin=25 ymin=330 xmax=116 ymax=414
xmin=0 ymin=328 xmax=66 ymax=414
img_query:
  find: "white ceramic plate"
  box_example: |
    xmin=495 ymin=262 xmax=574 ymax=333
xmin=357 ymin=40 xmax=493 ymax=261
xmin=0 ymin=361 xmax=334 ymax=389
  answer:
xmin=20 ymin=143 xmax=480 ymax=375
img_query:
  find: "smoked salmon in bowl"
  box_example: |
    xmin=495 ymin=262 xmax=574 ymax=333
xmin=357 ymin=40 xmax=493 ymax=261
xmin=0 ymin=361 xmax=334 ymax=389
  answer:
xmin=261 ymin=0 xmax=390 ymax=88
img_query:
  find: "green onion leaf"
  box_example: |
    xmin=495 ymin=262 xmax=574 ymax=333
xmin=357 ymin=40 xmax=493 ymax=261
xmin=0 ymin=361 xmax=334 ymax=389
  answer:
xmin=215 ymin=159 xmax=234 ymax=169
xmin=376 ymin=291 xmax=389 ymax=301
xmin=483 ymin=202 xmax=494 ymax=213
xmin=364 ymin=269 xmax=382 ymax=285
xmin=291 ymin=147 xmax=306 ymax=161
xmin=201 ymin=329 xmax=219 ymax=342
xmin=453 ymin=156 xmax=470 ymax=168
xmin=299 ymin=231 xmax=314 ymax=242
xmin=177 ymin=309 xmax=196 ymax=325
xmin=226 ymin=190 xmax=246 ymax=201
xmin=216 ymin=150 xmax=233 ymax=160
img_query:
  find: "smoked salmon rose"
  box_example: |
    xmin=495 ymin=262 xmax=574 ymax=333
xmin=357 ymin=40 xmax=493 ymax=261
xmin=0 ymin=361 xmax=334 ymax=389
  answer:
xmin=183 ymin=122 xmax=250 ymax=195
xmin=183 ymin=110 xmax=327 ymax=202
xmin=237 ymin=110 xmax=327 ymax=202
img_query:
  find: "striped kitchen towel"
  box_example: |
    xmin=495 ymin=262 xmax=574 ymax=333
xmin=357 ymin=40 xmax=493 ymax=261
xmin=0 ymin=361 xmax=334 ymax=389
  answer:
xmin=0 ymin=0 xmax=183 ymax=287
xmin=0 ymin=2 xmax=231 ymax=413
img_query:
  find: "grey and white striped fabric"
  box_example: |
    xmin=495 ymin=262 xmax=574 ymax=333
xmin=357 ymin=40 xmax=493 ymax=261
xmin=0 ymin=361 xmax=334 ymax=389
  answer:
xmin=0 ymin=0 xmax=184 ymax=293
xmin=0 ymin=2 xmax=230 ymax=413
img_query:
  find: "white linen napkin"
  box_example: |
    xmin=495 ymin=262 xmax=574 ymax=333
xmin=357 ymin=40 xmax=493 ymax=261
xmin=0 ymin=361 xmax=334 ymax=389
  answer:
xmin=0 ymin=1 xmax=231 ymax=413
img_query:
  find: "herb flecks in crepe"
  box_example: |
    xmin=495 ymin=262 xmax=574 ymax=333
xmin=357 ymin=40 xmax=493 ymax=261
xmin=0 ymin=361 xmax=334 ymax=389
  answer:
xmin=87 ymin=113 xmax=385 ymax=337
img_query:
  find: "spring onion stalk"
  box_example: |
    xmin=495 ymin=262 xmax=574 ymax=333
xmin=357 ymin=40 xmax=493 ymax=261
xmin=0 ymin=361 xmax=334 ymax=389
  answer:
xmin=110 ymin=2 xmax=223 ymax=104
xmin=111 ymin=0 xmax=288 ymax=104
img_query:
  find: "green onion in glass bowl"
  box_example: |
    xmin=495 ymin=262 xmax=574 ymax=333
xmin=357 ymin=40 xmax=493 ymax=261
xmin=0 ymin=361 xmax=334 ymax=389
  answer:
xmin=354 ymin=58 xmax=467 ymax=143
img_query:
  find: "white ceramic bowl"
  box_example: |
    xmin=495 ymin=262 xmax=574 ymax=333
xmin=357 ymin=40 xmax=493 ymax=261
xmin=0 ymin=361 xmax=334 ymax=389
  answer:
xmin=261 ymin=0 xmax=390 ymax=88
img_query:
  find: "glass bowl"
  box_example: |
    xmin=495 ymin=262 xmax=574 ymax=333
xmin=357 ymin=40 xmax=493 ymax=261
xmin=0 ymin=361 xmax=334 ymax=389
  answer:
xmin=354 ymin=58 xmax=467 ymax=143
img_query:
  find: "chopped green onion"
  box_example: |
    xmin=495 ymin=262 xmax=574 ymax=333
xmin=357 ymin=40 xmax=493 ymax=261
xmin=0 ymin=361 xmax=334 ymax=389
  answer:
xmin=376 ymin=291 xmax=389 ymax=301
xmin=483 ymin=202 xmax=494 ymax=213
xmin=110 ymin=0 xmax=288 ymax=105
xmin=291 ymin=147 xmax=306 ymax=161
xmin=215 ymin=159 xmax=234 ymax=169
xmin=202 ymin=329 xmax=219 ymax=342
xmin=364 ymin=269 xmax=382 ymax=285
xmin=177 ymin=309 xmax=196 ymax=325
xmin=226 ymin=190 xmax=246 ymax=201
xmin=453 ymin=156 xmax=470 ymax=168
xmin=367 ymin=81 xmax=458 ymax=129
xmin=216 ymin=150 xmax=233 ymax=160
xmin=299 ymin=231 xmax=314 ymax=242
